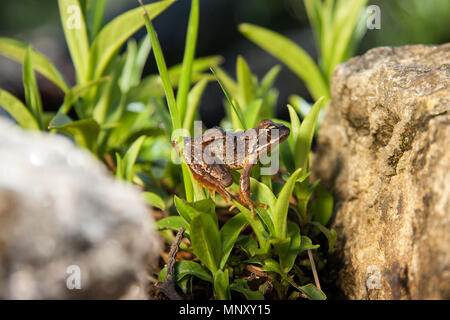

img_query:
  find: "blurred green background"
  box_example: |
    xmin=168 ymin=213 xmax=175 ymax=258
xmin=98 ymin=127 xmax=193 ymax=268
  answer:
xmin=0 ymin=0 xmax=449 ymax=126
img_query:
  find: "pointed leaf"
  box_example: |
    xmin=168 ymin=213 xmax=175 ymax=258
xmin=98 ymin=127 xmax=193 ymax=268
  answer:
xmin=23 ymin=47 xmax=43 ymax=128
xmin=143 ymin=191 xmax=166 ymax=210
xmin=219 ymin=213 xmax=247 ymax=269
xmin=58 ymin=0 xmax=90 ymax=82
xmin=190 ymin=213 xmax=221 ymax=274
xmin=89 ymin=0 xmax=175 ymax=80
xmin=48 ymin=114 xmax=100 ymax=152
xmin=214 ymin=269 xmax=231 ymax=300
xmin=0 ymin=38 xmax=69 ymax=92
xmin=239 ymin=23 xmax=329 ymax=100
xmin=273 ymin=167 xmax=303 ymax=238
xmin=0 ymin=89 xmax=39 ymax=130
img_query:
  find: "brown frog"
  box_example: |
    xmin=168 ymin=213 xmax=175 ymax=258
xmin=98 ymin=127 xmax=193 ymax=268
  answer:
xmin=179 ymin=119 xmax=290 ymax=218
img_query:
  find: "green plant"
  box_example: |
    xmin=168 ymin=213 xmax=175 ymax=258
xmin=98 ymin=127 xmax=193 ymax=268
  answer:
xmin=239 ymin=0 xmax=368 ymax=117
xmin=0 ymin=0 xmax=338 ymax=300
xmin=212 ymin=56 xmax=281 ymax=131
xmin=156 ymin=92 xmax=334 ymax=299
xmin=0 ymin=0 xmax=221 ymax=197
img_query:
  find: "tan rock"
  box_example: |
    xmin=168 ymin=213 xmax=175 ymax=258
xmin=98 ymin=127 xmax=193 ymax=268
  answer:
xmin=313 ymin=44 xmax=450 ymax=299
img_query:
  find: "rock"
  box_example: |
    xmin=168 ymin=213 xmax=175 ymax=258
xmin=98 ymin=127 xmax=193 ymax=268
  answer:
xmin=313 ymin=44 xmax=450 ymax=299
xmin=0 ymin=119 xmax=161 ymax=299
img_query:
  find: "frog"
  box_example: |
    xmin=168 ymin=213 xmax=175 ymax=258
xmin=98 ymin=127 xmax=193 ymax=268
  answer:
xmin=178 ymin=119 xmax=290 ymax=218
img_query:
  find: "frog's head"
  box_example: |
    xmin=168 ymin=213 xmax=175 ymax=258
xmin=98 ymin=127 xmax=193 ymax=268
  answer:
xmin=257 ymin=119 xmax=290 ymax=149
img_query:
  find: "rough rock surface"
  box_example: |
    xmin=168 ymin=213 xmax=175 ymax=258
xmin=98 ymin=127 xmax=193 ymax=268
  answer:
xmin=313 ymin=44 xmax=450 ymax=299
xmin=0 ymin=119 xmax=161 ymax=299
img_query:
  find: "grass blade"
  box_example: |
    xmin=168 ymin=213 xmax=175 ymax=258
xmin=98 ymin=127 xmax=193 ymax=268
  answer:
xmin=0 ymin=89 xmax=40 ymax=130
xmin=85 ymin=0 xmax=108 ymax=41
xmin=0 ymin=38 xmax=69 ymax=93
xmin=88 ymin=0 xmax=175 ymax=80
xmin=183 ymin=78 xmax=208 ymax=131
xmin=176 ymin=0 xmax=199 ymax=121
xmin=58 ymin=0 xmax=90 ymax=83
xmin=23 ymin=47 xmax=43 ymax=129
xmin=273 ymin=167 xmax=303 ymax=238
xmin=210 ymin=67 xmax=247 ymax=130
xmin=190 ymin=214 xmax=221 ymax=274
xmin=48 ymin=114 xmax=100 ymax=152
xmin=59 ymin=77 xmax=110 ymax=115
xmin=139 ymin=0 xmax=180 ymax=130
xmin=219 ymin=213 xmax=247 ymax=269
xmin=123 ymin=135 xmax=147 ymax=182
xmin=295 ymin=97 xmax=326 ymax=171
xmin=239 ymin=23 xmax=329 ymax=101
xmin=236 ymin=55 xmax=255 ymax=106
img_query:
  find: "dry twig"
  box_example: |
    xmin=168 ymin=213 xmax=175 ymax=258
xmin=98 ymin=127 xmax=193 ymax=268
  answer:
xmin=156 ymin=227 xmax=185 ymax=300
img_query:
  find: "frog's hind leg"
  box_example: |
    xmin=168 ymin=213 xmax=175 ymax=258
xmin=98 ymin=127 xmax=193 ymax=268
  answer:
xmin=189 ymin=164 xmax=233 ymax=204
xmin=239 ymin=162 xmax=268 ymax=218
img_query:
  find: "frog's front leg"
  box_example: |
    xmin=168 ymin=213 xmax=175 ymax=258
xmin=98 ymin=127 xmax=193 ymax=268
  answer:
xmin=239 ymin=161 xmax=268 ymax=218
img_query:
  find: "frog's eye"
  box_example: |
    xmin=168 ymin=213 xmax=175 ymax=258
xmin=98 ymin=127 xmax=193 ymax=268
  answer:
xmin=257 ymin=119 xmax=274 ymax=129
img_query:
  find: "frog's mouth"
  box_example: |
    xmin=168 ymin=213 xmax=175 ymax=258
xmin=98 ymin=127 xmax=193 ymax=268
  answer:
xmin=267 ymin=123 xmax=290 ymax=145
xmin=256 ymin=123 xmax=290 ymax=155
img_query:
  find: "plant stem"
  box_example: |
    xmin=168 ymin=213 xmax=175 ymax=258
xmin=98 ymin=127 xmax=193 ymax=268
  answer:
xmin=308 ymin=249 xmax=321 ymax=290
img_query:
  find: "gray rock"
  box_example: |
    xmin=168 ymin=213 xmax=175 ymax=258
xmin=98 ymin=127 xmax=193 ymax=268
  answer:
xmin=313 ymin=44 xmax=450 ymax=299
xmin=0 ymin=119 xmax=161 ymax=299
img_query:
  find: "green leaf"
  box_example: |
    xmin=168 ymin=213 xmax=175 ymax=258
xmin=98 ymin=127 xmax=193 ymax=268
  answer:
xmin=311 ymin=185 xmax=333 ymax=226
xmin=115 ymin=152 xmax=124 ymax=179
xmin=0 ymin=89 xmax=39 ymax=130
xmin=23 ymin=47 xmax=43 ymax=129
xmin=174 ymin=195 xmax=197 ymax=224
xmin=273 ymin=222 xmax=301 ymax=273
xmin=239 ymin=23 xmax=329 ymax=101
xmin=299 ymin=235 xmax=320 ymax=253
xmin=214 ymin=269 xmax=231 ymax=300
xmin=190 ymin=214 xmax=221 ymax=274
xmin=258 ymin=65 xmax=281 ymax=97
xmin=244 ymin=99 xmax=263 ymax=129
xmin=156 ymin=216 xmax=190 ymax=234
xmin=48 ymin=114 xmax=100 ymax=152
xmin=273 ymin=167 xmax=303 ymax=238
xmin=311 ymin=221 xmax=337 ymax=253
xmin=84 ymin=0 xmax=108 ymax=41
xmin=0 ymin=38 xmax=69 ymax=92
xmin=235 ymin=235 xmax=258 ymax=256
xmin=58 ymin=0 xmax=90 ymax=82
xmin=219 ymin=213 xmax=247 ymax=269
xmin=289 ymin=94 xmax=312 ymax=119
xmin=232 ymin=201 xmax=270 ymax=255
xmin=230 ymin=280 xmax=264 ymax=300
xmin=169 ymin=55 xmax=223 ymax=78
xmin=261 ymin=258 xmax=282 ymax=275
xmin=174 ymin=260 xmax=213 ymax=283
xmin=190 ymin=198 xmax=217 ymax=226
xmin=88 ymin=0 xmax=175 ymax=80
xmin=183 ymin=78 xmax=208 ymax=131
xmin=122 ymin=135 xmax=146 ymax=182
xmin=211 ymin=67 xmax=247 ymax=130
xmin=59 ymin=77 xmax=110 ymax=115
xmin=287 ymin=279 xmax=326 ymax=300
xmin=93 ymin=56 xmax=124 ymax=124
xmin=249 ymin=176 xmax=276 ymax=210
xmin=118 ymin=39 xmax=138 ymax=93
xmin=236 ymin=55 xmax=255 ymax=106
xmin=176 ymin=0 xmax=199 ymax=121
xmin=296 ymin=96 xmax=327 ymax=171
xmin=287 ymin=104 xmax=301 ymax=149
xmin=212 ymin=66 xmax=238 ymax=97
xmin=328 ymin=0 xmax=368 ymax=79
xmin=142 ymin=191 xmax=166 ymax=210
